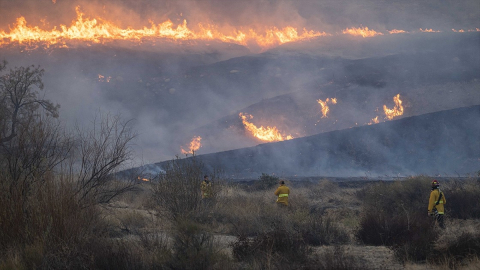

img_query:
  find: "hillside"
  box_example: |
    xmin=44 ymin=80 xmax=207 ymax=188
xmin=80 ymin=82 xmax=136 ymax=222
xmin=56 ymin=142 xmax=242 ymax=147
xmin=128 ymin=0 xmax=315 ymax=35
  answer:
xmin=147 ymin=105 xmax=480 ymax=179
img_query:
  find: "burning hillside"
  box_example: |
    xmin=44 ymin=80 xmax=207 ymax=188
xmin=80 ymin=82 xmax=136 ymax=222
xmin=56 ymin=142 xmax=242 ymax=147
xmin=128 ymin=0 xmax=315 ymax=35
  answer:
xmin=151 ymin=105 xmax=480 ymax=179
xmin=0 ymin=4 xmax=478 ymax=53
xmin=1 ymin=0 xmax=479 ymax=166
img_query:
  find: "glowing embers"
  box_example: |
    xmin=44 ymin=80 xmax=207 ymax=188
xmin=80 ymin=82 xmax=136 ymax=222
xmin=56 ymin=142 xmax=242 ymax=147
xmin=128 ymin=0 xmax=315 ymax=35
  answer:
xmin=98 ymin=74 xmax=111 ymax=82
xmin=317 ymin=98 xmax=337 ymax=118
xmin=181 ymin=136 xmax=202 ymax=155
xmin=0 ymin=6 xmax=327 ymax=50
xmin=342 ymin=27 xmax=383 ymax=37
xmin=383 ymin=94 xmax=404 ymax=120
xmin=239 ymin=113 xmax=293 ymax=142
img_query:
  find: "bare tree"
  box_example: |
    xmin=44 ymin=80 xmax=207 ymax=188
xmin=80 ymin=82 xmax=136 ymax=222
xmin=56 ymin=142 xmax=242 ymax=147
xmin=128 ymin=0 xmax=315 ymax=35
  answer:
xmin=73 ymin=114 xmax=137 ymax=205
xmin=0 ymin=62 xmax=59 ymax=144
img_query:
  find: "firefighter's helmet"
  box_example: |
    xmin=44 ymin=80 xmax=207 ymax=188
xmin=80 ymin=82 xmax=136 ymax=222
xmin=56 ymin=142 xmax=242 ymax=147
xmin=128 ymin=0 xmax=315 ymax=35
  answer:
xmin=431 ymin=179 xmax=440 ymax=188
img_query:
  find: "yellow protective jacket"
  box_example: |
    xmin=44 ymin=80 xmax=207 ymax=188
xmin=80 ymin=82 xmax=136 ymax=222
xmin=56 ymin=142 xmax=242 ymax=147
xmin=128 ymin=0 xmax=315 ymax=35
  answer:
xmin=200 ymin=180 xmax=213 ymax=199
xmin=274 ymin=184 xmax=290 ymax=206
xmin=428 ymin=188 xmax=446 ymax=215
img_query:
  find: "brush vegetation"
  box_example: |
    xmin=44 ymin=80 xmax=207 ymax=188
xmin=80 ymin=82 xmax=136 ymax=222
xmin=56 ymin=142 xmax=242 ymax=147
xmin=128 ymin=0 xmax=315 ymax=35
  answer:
xmin=1 ymin=62 xmax=480 ymax=269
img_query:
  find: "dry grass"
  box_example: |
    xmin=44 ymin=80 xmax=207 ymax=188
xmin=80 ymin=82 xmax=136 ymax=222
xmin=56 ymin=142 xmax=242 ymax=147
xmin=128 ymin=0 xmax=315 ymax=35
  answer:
xmin=2 ymin=168 xmax=480 ymax=269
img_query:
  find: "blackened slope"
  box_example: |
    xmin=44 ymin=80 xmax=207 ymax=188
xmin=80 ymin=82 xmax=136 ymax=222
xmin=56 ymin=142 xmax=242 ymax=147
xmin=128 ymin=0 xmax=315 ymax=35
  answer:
xmin=179 ymin=105 xmax=480 ymax=178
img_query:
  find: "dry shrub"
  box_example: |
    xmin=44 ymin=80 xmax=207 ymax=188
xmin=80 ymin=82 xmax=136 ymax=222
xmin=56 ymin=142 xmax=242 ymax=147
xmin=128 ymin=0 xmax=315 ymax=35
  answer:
xmin=355 ymin=176 xmax=440 ymax=262
xmin=167 ymin=218 xmax=220 ymax=270
xmin=152 ymin=157 xmax=206 ymax=221
xmin=231 ymin=228 xmax=311 ymax=269
xmin=443 ymin=179 xmax=480 ymax=219
xmin=0 ymin=175 xmax=108 ymax=269
xmin=432 ymin=232 xmax=480 ymax=268
xmin=307 ymin=246 xmax=371 ymax=270
xmin=251 ymin=173 xmax=279 ymax=191
xmin=301 ymin=215 xmax=350 ymax=246
xmin=92 ymin=240 xmax=148 ymax=270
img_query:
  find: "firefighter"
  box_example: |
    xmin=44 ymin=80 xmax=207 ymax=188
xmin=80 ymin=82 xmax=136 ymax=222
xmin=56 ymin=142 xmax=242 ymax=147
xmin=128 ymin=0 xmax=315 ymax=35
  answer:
xmin=274 ymin=180 xmax=290 ymax=207
xmin=200 ymin=175 xmax=213 ymax=201
xmin=428 ymin=179 xmax=446 ymax=229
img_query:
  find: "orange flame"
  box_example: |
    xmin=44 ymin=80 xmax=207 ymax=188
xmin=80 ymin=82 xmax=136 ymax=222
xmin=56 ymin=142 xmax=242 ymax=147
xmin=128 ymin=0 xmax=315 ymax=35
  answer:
xmin=342 ymin=27 xmax=383 ymax=37
xmin=0 ymin=6 xmax=327 ymax=51
xmin=239 ymin=113 xmax=293 ymax=142
xmin=419 ymin=28 xmax=441 ymax=33
xmin=383 ymin=94 xmax=404 ymax=120
xmin=98 ymin=74 xmax=111 ymax=82
xmin=368 ymin=116 xmax=380 ymax=125
xmin=137 ymin=176 xmax=149 ymax=182
xmin=317 ymin=98 xmax=337 ymax=118
xmin=181 ymin=136 xmax=202 ymax=155
xmin=388 ymin=29 xmax=408 ymax=34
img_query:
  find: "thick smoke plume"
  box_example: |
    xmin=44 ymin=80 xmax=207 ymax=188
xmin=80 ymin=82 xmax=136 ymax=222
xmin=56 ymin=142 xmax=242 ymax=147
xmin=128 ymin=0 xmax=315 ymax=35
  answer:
xmin=0 ymin=0 xmax=479 ymax=173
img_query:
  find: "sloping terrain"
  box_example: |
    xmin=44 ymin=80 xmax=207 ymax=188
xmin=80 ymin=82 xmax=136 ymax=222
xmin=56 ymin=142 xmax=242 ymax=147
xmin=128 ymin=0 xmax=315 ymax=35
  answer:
xmin=150 ymin=105 xmax=480 ymax=179
xmin=1 ymin=32 xmax=478 ymax=163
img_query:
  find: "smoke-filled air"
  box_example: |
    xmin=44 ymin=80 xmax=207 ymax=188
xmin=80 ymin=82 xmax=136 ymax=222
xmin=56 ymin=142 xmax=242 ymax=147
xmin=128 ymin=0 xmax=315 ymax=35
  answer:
xmin=1 ymin=0 xmax=479 ymax=178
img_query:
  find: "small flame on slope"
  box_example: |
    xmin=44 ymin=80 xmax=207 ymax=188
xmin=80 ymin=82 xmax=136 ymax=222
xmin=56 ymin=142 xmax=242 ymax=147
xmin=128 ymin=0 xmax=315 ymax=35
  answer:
xmin=342 ymin=27 xmax=383 ymax=37
xmin=419 ymin=28 xmax=441 ymax=33
xmin=368 ymin=116 xmax=380 ymax=125
xmin=389 ymin=29 xmax=408 ymax=34
xmin=181 ymin=136 xmax=202 ymax=155
xmin=239 ymin=113 xmax=293 ymax=142
xmin=317 ymin=98 xmax=337 ymax=118
xmin=383 ymin=94 xmax=404 ymax=120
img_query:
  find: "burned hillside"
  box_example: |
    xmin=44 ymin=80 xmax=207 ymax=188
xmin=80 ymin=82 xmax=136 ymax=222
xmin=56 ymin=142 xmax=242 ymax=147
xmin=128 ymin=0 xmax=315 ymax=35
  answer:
xmin=150 ymin=105 xmax=480 ymax=179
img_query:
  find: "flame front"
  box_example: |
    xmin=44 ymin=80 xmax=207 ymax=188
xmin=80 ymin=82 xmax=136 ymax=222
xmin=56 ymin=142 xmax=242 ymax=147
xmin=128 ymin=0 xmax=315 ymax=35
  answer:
xmin=419 ymin=28 xmax=441 ymax=33
xmin=317 ymin=98 xmax=337 ymax=118
xmin=342 ymin=27 xmax=383 ymax=37
xmin=0 ymin=6 xmax=327 ymax=51
xmin=181 ymin=136 xmax=202 ymax=154
xmin=368 ymin=116 xmax=379 ymax=125
xmin=239 ymin=113 xmax=293 ymax=142
xmin=389 ymin=29 xmax=408 ymax=34
xmin=383 ymin=94 xmax=404 ymax=120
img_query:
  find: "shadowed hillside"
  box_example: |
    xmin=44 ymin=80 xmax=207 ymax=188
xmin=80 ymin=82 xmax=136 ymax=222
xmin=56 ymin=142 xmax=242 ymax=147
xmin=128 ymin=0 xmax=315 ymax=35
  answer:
xmin=150 ymin=105 xmax=480 ymax=179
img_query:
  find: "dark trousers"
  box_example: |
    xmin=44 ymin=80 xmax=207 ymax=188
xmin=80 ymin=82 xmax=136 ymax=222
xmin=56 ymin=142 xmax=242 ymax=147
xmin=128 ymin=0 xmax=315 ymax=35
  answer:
xmin=436 ymin=214 xmax=445 ymax=229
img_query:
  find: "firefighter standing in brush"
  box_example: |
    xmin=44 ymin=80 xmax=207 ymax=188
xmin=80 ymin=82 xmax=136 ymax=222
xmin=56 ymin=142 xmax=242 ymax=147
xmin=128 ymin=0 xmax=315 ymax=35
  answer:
xmin=428 ymin=179 xmax=446 ymax=229
xmin=274 ymin=180 xmax=290 ymax=207
xmin=200 ymin=175 xmax=213 ymax=202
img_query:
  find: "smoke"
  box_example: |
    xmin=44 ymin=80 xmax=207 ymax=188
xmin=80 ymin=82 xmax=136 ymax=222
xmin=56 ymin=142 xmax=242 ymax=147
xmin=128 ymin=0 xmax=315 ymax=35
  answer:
xmin=0 ymin=0 xmax=479 ymax=174
xmin=1 ymin=0 xmax=479 ymax=32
